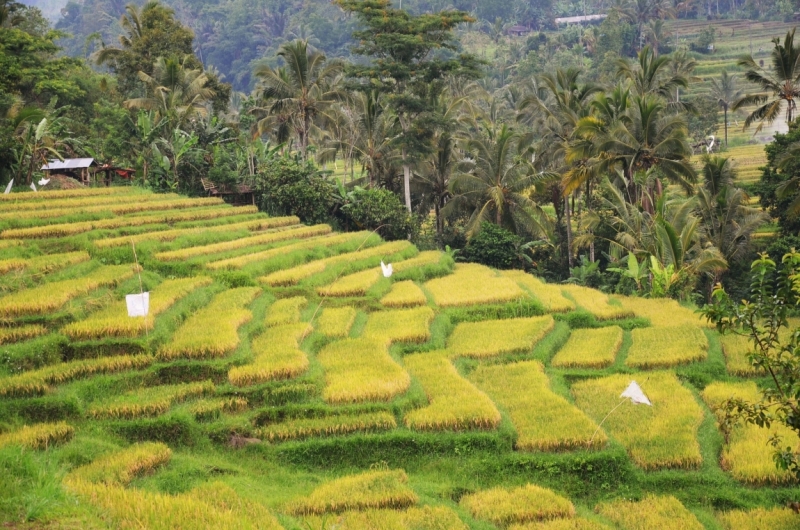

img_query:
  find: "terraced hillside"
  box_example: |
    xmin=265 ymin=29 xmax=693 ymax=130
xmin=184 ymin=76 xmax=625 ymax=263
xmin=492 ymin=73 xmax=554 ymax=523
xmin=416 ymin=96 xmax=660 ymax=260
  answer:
xmin=1 ymin=187 xmax=799 ymax=529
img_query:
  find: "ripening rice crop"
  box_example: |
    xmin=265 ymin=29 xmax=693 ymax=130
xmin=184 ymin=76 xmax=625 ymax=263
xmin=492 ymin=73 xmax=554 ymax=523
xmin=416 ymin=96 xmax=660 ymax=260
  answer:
xmin=300 ymin=506 xmax=467 ymax=530
xmin=228 ymin=323 xmax=311 ymax=386
xmin=425 ymin=263 xmax=527 ymax=307
xmin=62 ymin=276 xmax=212 ymax=340
xmin=717 ymin=507 xmax=800 ymax=530
xmin=188 ymin=397 xmax=248 ymax=421
xmin=0 ymin=422 xmax=74 ymax=450
xmin=594 ymin=495 xmax=704 ymax=530
xmin=1 ymin=190 xmax=164 ymax=211
xmin=256 ymin=411 xmax=397 ymax=441
xmin=211 ymin=231 xmax=370 ymax=271
xmin=362 ymin=307 xmax=435 ymax=344
xmin=0 ymin=324 xmax=47 ymax=345
xmin=625 ymin=325 xmax=708 ymax=369
xmin=560 ymin=284 xmax=633 ymax=320
xmin=0 ymin=187 xmax=131 ymax=202
xmin=720 ymin=333 xmax=760 ymax=376
xmin=0 ymin=240 xmax=21 ymax=249
xmin=317 ymin=338 xmax=410 ymax=404
xmin=1 ymin=205 xmax=258 ymax=239
xmin=260 ymin=239 xmax=413 ymax=285
xmin=470 ymin=360 xmax=606 ymax=450
xmin=0 ymin=250 xmax=89 ymax=274
xmin=67 ymin=442 xmax=173 ymax=486
xmin=551 ymin=326 xmax=624 ymax=368
xmin=158 ymin=287 xmax=260 ymax=360
xmin=510 ymin=518 xmax=612 ymax=530
xmin=265 ymin=296 xmax=307 ymax=326
xmin=0 ymin=197 xmax=225 ymax=223
xmin=0 ymin=264 xmax=136 ymax=317
xmin=447 ymin=316 xmax=554 ymax=359
xmin=380 ymin=280 xmax=427 ymax=308
xmin=502 ymin=270 xmax=575 ymax=313
xmin=572 ymin=371 xmax=704 ymax=470
xmin=315 ymin=306 xmax=357 ymax=338
xmin=287 ymin=469 xmax=418 ymax=515
xmin=702 ymin=381 xmax=796 ymax=484
xmin=0 ymin=354 xmax=154 ymax=397
xmin=87 ymin=380 xmax=214 ymax=419
xmin=154 ymin=223 xmax=331 ymax=261
xmin=403 ymin=352 xmax=501 ymax=431
xmin=95 ymin=216 xmax=298 ymax=248
xmin=460 ymin=484 xmax=575 ymax=526
xmin=392 ymin=250 xmax=445 ymax=272
xmin=612 ymin=295 xmax=710 ymax=328
xmin=317 ymin=268 xmax=381 ymax=297
xmin=183 ymin=481 xmax=284 ymax=530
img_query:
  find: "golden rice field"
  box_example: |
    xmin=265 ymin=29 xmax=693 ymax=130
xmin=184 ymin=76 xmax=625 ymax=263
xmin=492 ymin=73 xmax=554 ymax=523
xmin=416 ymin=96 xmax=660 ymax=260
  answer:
xmin=719 ymin=333 xmax=761 ymax=376
xmin=403 ymin=352 xmax=501 ymax=431
xmin=572 ymin=372 xmax=704 ymax=470
xmin=0 ymin=186 xmax=795 ymax=527
xmin=471 ymin=360 xmax=607 ymax=451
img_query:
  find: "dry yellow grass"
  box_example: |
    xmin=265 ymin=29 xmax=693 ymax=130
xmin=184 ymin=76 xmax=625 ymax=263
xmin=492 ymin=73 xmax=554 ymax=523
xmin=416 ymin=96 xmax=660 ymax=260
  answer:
xmin=447 ymin=316 xmax=554 ymax=359
xmin=158 ymin=287 xmax=260 ymax=360
xmin=0 ymin=250 xmax=89 ymax=274
xmin=380 ymin=280 xmax=427 ymax=308
xmin=460 ymin=484 xmax=575 ymax=526
xmin=228 ymin=323 xmax=311 ymax=386
xmin=470 ymin=360 xmax=606 ymax=450
xmin=625 ymin=326 xmax=708 ymax=369
xmin=0 ymin=324 xmax=47 ymax=345
xmin=256 ymin=411 xmax=396 ymax=441
xmin=300 ymin=506 xmax=467 ymax=530
xmin=315 ymin=306 xmax=357 ymax=338
xmin=0 ymin=422 xmax=74 ymax=450
xmin=572 ymin=371 xmax=704 ymax=470
xmin=702 ymin=381 xmax=797 ymax=484
xmin=62 ymin=276 xmax=212 ymax=340
xmin=425 ymin=263 xmax=528 ymax=307
xmin=595 ymin=495 xmax=704 ymax=530
xmin=317 ymin=338 xmax=410 ymax=404
xmin=95 ymin=217 xmax=298 ymax=248
xmin=502 ymin=271 xmax=575 ymax=313
xmin=153 ymin=223 xmax=331 ymax=261
xmin=403 ymin=352 xmax=501 ymax=431
xmin=87 ymin=380 xmax=214 ymax=419
xmin=287 ymin=469 xmax=418 ymax=515
xmin=551 ymin=327 xmax=624 ymax=368
xmin=362 ymin=307 xmax=435 ymax=344
xmin=0 ymin=264 xmax=136 ymax=317
xmin=265 ymin=296 xmax=307 ymax=326
xmin=717 ymin=507 xmax=800 ymax=530
xmin=561 ymin=284 xmax=633 ymax=320
xmin=317 ymin=268 xmax=381 ymax=297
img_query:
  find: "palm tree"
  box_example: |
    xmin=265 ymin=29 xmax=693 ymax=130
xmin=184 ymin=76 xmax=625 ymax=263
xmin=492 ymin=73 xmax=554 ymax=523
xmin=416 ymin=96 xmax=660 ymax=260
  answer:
xmin=124 ymin=55 xmax=215 ymax=130
xmin=708 ymin=71 xmax=742 ymax=148
xmin=253 ymin=39 xmax=343 ymax=159
xmin=617 ymin=46 xmax=689 ymax=104
xmin=446 ymin=125 xmax=552 ymax=238
xmin=733 ymin=28 xmax=800 ymax=133
xmin=612 ymin=0 xmax=676 ymax=51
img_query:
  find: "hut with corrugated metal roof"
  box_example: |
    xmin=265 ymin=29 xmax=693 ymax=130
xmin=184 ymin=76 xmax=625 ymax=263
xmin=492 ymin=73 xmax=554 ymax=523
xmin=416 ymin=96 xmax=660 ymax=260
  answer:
xmin=41 ymin=158 xmax=97 ymax=185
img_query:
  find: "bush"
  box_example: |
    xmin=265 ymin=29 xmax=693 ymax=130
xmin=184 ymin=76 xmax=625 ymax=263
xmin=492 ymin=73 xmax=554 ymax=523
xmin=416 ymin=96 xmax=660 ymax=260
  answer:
xmin=460 ymin=222 xmax=522 ymax=269
xmin=339 ymin=187 xmax=416 ymax=241
xmin=254 ymin=157 xmax=334 ymax=225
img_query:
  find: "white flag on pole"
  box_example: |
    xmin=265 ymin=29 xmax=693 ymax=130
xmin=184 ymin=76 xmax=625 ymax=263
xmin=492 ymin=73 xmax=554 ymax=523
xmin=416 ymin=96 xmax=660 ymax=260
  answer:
xmin=3 ymin=180 xmax=12 ymax=194
xmin=380 ymin=261 xmax=393 ymax=278
xmin=38 ymin=178 xmax=50 ymax=186
xmin=29 ymin=182 xmax=37 ymax=192
xmin=620 ymin=381 xmax=652 ymax=406
xmin=126 ymin=292 xmax=150 ymax=317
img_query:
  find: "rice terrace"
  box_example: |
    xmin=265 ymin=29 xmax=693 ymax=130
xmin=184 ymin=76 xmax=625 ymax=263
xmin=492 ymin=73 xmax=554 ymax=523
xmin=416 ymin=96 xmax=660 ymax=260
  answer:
xmin=0 ymin=185 xmax=796 ymax=529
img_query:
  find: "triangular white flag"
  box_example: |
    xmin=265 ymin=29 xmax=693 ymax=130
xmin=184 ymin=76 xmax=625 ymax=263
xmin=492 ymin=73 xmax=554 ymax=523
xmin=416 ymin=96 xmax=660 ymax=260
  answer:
xmin=30 ymin=182 xmax=37 ymax=192
xmin=620 ymin=381 xmax=652 ymax=406
xmin=380 ymin=261 xmax=393 ymax=278
xmin=3 ymin=180 xmax=12 ymax=194
xmin=126 ymin=292 xmax=150 ymax=317
xmin=38 ymin=178 xmax=50 ymax=186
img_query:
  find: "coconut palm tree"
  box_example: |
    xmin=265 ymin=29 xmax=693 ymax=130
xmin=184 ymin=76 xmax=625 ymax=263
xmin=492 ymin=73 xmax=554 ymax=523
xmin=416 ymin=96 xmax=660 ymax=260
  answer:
xmin=733 ymin=28 xmax=800 ymax=133
xmin=253 ymin=39 xmax=343 ymax=159
xmin=709 ymin=71 xmax=742 ymax=148
xmin=617 ymin=46 xmax=689 ymax=105
xmin=446 ymin=124 xmax=553 ymax=238
xmin=611 ymin=0 xmax=676 ymax=51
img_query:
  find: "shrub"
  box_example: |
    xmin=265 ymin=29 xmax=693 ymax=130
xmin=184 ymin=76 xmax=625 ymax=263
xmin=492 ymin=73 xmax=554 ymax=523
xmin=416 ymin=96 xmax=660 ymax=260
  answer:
xmin=460 ymin=222 xmax=522 ymax=269
xmin=254 ymin=157 xmax=334 ymax=225
xmin=339 ymin=187 xmax=416 ymax=240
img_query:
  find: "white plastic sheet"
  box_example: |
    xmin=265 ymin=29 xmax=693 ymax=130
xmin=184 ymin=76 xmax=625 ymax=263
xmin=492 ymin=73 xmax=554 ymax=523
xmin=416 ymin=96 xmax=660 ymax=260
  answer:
xmin=620 ymin=381 xmax=652 ymax=406
xmin=126 ymin=292 xmax=150 ymax=317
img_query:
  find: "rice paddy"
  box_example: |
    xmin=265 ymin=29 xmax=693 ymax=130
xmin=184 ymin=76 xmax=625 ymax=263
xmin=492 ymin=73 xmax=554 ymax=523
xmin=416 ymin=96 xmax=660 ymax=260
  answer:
xmin=315 ymin=306 xmax=357 ymax=338
xmin=717 ymin=507 xmax=800 ymax=530
xmin=719 ymin=333 xmax=760 ymax=376
xmin=625 ymin=326 xmax=708 ymax=369
xmin=256 ymin=411 xmax=397 ymax=441
xmin=561 ymin=284 xmax=633 ymax=320
xmin=380 ymin=280 xmax=427 ymax=307
xmin=265 ymin=296 xmax=307 ymax=326
xmin=594 ymin=495 xmax=704 ymax=530
xmin=425 ymin=263 xmax=528 ymax=306
xmin=228 ymin=323 xmax=311 ymax=386
xmin=460 ymin=484 xmax=575 ymax=526
xmin=551 ymin=326 xmax=624 ymax=368
xmin=87 ymin=380 xmax=214 ymax=419
xmin=361 ymin=306 xmax=435 ymax=344
xmin=448 ymin=316 xmax=554 ymax=358
xmin=0 ymin=421 xmax=74 ymax=449
xmin=502 ymin=270 xmax=575 ymax=312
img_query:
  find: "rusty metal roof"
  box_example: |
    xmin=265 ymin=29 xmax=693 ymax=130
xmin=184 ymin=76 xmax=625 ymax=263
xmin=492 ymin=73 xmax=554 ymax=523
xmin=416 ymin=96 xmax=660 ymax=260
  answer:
xmin=41 ymin=158 xmax=96 ymax=170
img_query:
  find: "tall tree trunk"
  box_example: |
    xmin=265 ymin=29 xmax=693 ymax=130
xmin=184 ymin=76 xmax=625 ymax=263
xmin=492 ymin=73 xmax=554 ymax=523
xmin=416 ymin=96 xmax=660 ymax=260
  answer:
xmin=586 ymin=179 xmax=594 ymax=263
xmin=402 ymin=148 xmax=411 ymax=212
xmin=724 ymin=106 xmax=729 ymax=147
xmin=565 ymin=195 xmax=574 ymax=268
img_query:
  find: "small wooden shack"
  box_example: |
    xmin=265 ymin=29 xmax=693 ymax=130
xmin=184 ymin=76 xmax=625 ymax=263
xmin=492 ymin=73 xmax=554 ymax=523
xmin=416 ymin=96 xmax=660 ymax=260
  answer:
xmin=41 ymin=158 xmax=97 ymax=185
